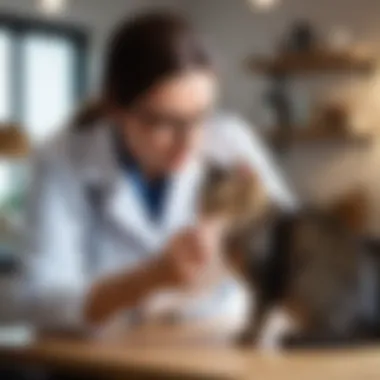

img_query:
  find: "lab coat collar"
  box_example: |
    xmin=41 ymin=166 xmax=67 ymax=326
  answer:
xmin=74 ymin=121 xmax=204 ymax=252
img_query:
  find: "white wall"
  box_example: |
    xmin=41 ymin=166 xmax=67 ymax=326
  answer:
xmin=180 ymin=0 xmax=380 ymax=234
xmin=182 ymin=0 xmax=380 ymax=124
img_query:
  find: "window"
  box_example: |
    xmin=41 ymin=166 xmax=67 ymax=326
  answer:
xmin=0 ymin=30 xmax=11 ymax=122
xmin=0 ymin=14 xmax=88 ymax=144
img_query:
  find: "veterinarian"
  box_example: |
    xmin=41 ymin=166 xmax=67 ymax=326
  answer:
xmin=10 ymin=12 xmax=296 ymax=334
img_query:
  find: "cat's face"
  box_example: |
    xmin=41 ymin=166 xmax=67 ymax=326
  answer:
xmin=198 ymin=164 xmax=270 ymax=276
xmin=199 ymin=164 xmax=268 ymax=226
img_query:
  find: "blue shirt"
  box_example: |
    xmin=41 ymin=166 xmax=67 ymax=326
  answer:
xmin=115 ymin=133 xmax=169 ymax=222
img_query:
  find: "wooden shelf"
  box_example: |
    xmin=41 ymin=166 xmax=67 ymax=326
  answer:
xmin=248 ymin=50 xmax=377 ymax=75
xmin=0 ymin=124 xmax=29 ymax=158
xmin=266 ymin=127 xmax=372 ymax=145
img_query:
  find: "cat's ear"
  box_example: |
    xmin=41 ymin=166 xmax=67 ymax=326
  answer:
xmin=202 ymin=159 xmax=227 ymax=179
xmin=233 ymin=162 xmax=270 ymax=221
xmin=327 ymin=189 xmax=368 ymax=234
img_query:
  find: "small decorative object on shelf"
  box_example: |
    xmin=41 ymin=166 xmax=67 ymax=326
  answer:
xmin=280 ymin=20 xmax=319 ymax=53
xmin=0 ymin=124 xmax=29 ymax=275
xmin=267 ymin=126 xmax=371 ymax=146
xmin=311 ymin=102 xmax=349 ymax=136
xmin=248 ymin=50 xmax=376 ymax=76
xmin=0 ymin=124 xmax=29 ymax=158
xmin=265 ymin=77 xmax=293 ymax=126
xmin=247 ymin=21 xmax=378 ymax=151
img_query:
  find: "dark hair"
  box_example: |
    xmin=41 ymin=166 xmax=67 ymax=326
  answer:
xmin=74 ymin=11 xmax=213 ymax=128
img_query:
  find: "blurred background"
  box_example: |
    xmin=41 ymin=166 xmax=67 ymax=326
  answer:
xmin=0 ymin=0 xmax=379 ymax=308
xmin=0 ymin=2 xmax=378 ymax=378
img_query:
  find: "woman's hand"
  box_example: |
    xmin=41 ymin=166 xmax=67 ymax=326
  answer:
xmin=84 ymin=226 xmax=217 ymax=325
xmin=154 ymin=227 xmax=215 ymax=289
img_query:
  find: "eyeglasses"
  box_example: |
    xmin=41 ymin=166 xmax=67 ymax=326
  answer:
xmin=131 ymin=106 xmax=212 ymax=133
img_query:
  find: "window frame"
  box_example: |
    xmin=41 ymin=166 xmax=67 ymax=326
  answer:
xmin=0 ymin=13 xmax=89 ymax=124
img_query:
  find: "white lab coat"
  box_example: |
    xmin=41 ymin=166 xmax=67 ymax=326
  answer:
xmin=12 ymin=113 xmax=297 ymax=332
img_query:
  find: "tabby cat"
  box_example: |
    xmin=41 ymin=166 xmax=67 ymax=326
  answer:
xmin=200 ymin=164 xmax=380 ymax=349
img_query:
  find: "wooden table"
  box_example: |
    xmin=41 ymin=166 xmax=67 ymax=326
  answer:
xmin=1 ymin=322 xmax=380 ymax=379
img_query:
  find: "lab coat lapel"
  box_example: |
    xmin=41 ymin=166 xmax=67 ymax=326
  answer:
xmin=107 ymin=156 xmax=205 ymax=249
xmin=75 ymin=122 xmax=160 ymax=249
xmin=160 ymin=156 xmax=204 ymax=240
xmin=105 ymin=171 xmax=161 ymax=249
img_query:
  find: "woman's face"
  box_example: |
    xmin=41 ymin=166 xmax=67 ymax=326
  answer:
xmin=119 ymin=69 xmax=218 ymax=176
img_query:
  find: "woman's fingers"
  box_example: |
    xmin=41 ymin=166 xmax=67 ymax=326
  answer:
xmin=158 ymin=226 xmax=218 ymax=288
xmin=181 ymin=227 xmax=214 ymax=265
